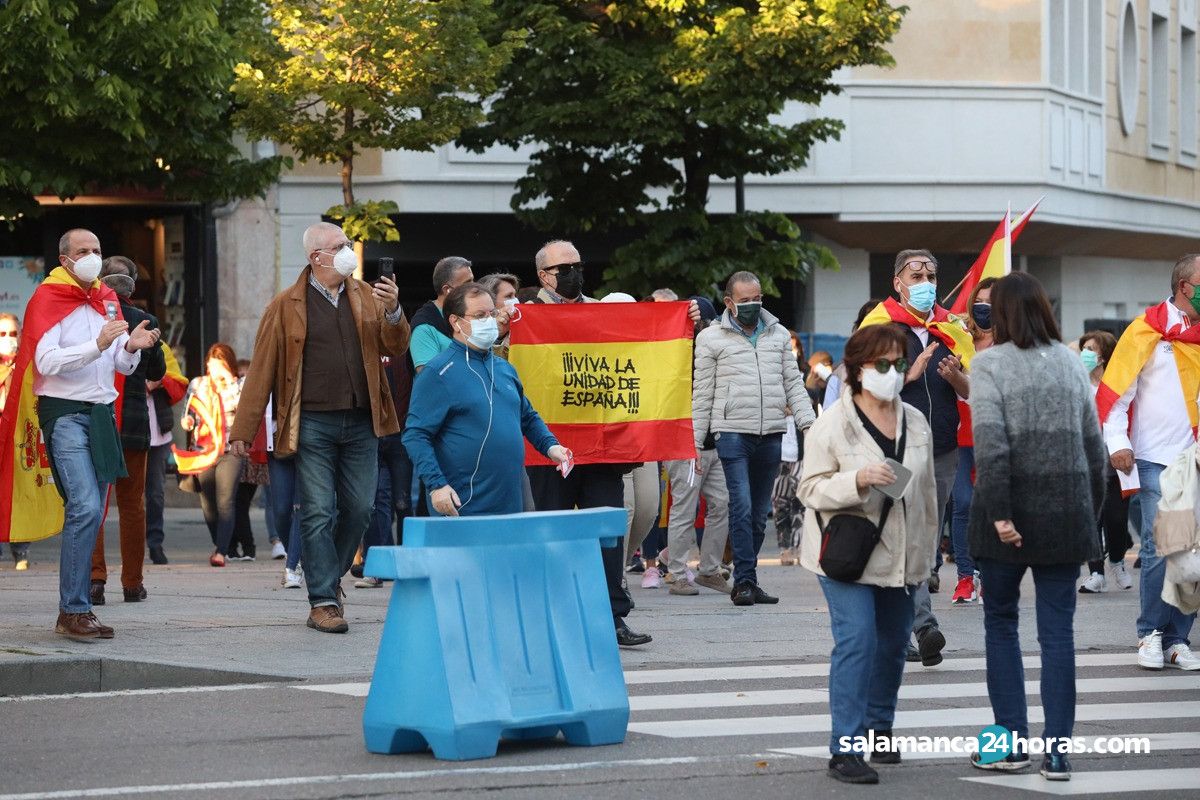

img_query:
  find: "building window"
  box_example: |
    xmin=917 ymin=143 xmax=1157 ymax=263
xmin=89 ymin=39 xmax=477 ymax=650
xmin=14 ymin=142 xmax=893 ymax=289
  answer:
xmin=1118 ymin=1 xmax=1139 ymax=135
xmin=1047 ymin=0 xmax=1103 ymax=99
xmin=1149 ymin=9 xmax=1170 ymax=154
xmin=1182 ymin=20 xmax=1198 ymax=159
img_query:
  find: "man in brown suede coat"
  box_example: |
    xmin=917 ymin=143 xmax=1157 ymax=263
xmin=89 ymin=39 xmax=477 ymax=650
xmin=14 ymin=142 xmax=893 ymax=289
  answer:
xmin=231 ymin=221 xmax=410 ymax=633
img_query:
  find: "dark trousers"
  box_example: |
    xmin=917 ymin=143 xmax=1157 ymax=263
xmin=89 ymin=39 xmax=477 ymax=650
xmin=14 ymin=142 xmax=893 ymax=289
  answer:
xmin=198 ymin=455 xmax=243 ymax=555
xmin=978 ymin=558 xmax=1078 ymax=750
xmin=366 ymin=433 xmax=412 ymax=557
xmin=144 ymin=443 xmax=170 ymax=550
xmin=232 ymin=481 xmax=258 ymax=557
xmin=1087 ymin=473 xmax=1132 ymax=573
xmin=715 ymin=432 xmax=782 ymax=587
xmin=528 ymin=463 xmax=629 ymax=624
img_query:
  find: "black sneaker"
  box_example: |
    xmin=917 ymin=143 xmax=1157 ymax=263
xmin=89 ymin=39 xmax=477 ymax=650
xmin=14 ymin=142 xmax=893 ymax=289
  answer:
xmin=970 ymin=751 xmax=1032 ymax=772
xmin=869 ymin=729 xmax=901 ymax=764
xmin=917 ymin=627 xmax=946 ymax=667
xmin=731 ymin=581 xmax=755 ymax=606
xmin=828 ymin=754 xmax=879 ymax=784
xmin=928 ymin=571 xmax=941 ymax=594
xmin=1040 ymin=753 xmax=1071 ymax=781
xmin=750 ymin=584 xmax=779 ymax=604
xmin=148 ymin=546 xmax=168 ymax=565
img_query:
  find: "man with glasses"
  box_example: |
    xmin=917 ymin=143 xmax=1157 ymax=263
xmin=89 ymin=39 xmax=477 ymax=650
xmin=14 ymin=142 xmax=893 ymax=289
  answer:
xmin=404 ymin=282 xmax=570 ymax=517
xmin=859 ymin=250 xmax=974 ymax=666
xmin=231 ymin=221 xmax=411 ymax=634
xmin=526 ymin=240 xmax=699 ymax=647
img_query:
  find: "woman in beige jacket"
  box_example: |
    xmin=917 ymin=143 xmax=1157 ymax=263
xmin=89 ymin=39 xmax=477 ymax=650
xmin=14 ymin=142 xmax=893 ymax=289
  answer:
xmin=798 ymin=323 xmax=938 ymax=785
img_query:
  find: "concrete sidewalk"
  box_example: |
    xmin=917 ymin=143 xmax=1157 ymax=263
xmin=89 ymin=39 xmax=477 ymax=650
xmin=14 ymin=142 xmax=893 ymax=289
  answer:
xmin=0 ymin=504 xmax=1145 ymax=691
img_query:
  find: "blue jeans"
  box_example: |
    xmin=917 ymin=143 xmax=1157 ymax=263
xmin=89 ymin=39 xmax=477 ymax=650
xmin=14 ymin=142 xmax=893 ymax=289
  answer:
xmin=715 ymin=432 xmax=782 ymax=586
xmin=296 ymin=410 xmax=378 ymax=608
xmin=818 ymin=577 xmax=915 ymax=754
xmin=950 ymin=446 xmax=975 ymax=578
xmin=268 ymin=454 xmax=303 ymax=572
xmin=978 ymin=559 xmax=1077 ymax=750
xmin=46 ymin=413 xmax=108 ymax=613
xmin=144 ymin=443 xmax=170 ymax=550
xmin=1135 ymin=459 xmax=1196 ymax=647
xmin=366 ymin=433 xmax=412 ymax=556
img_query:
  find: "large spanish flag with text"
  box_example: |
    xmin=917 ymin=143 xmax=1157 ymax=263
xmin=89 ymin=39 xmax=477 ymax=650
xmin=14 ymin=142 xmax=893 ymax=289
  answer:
xmin=509 ymin=302 xmax=695 ymax=465
xmin=1 ymin=268 xmax=123 ymax=543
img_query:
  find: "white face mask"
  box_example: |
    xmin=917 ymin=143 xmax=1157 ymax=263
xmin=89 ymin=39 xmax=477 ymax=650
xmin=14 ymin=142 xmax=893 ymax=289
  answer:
xmin=332 ymin=245 xmax=357 ymax=277
xmin=0 ymin=332 xmax=16 ymax=359
xmin=861 ymin=366 xmax=903 ymax=402
xmin=70 ymin=253 xmax=102 ymax=283
xmin=459 ymin=316 xmax=499 ymax=350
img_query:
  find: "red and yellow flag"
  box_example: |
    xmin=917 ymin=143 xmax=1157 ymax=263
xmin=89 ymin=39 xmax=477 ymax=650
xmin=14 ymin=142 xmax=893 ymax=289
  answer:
xmin=948 ymin=198 xmax=1041 ymax=314
xmin=509 ymin=302 xmax=695 ymax=465
xmin=0 ymin=267 xmax=123 ymax=543
xmin=860 ymin=297 xmax=977 ymax=367
xmin=160 ymin=342 xmax=188 ymax=405
xmin=173 ymin=377 xmax=226 ymax=475
xmin=1097 ymin=302 xmax=1200 ymax=434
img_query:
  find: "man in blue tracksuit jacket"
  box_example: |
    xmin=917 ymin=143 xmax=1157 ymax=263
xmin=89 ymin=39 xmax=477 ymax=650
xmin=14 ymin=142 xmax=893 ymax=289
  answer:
xmin=403 ymin=282 xmax=570 ymax=516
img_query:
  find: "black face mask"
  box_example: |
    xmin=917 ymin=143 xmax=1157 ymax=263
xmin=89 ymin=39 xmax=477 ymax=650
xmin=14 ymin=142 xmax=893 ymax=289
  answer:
xmin=971 ymin=302 xmax=992 ymax=331
xmin=555 ymin=267 xmax=584 ymax=300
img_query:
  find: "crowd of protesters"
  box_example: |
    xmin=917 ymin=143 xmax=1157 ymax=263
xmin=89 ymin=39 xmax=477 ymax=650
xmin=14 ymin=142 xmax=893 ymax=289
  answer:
xmin=6 ymin=224 xmax=1200 ymax=787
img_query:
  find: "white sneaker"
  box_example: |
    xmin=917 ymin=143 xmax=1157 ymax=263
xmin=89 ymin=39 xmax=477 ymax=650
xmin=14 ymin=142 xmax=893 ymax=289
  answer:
xmin=641 ymin=568 xmax=662 ymax=589
xmin=281 ymin=567 xmax=303 ymax=589
xmin=271 ymin=541 xmax=287 ymax=560
xmin=354 ymin=576 xmax=383 ymax=589
xmin=1138 ymin=630 xmax=1164 ymax=670
xmin=1110 ymin=560 xmax=1133 ymax=590
xmin=1165 ymin=643 xmax=1200 ymax=671
xmin=1078 ymin=572 xmax=1106 ymax=594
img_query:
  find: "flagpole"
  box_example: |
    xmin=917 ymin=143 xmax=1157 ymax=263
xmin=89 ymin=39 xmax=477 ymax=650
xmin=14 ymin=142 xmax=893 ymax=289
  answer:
xmin=1003 ymin=201 xmax=1013 ymax=275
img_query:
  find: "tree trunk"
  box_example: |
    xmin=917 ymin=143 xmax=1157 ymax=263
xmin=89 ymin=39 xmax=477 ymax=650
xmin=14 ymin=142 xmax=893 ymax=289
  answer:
xmin=682 ymin=152 xmax=710 ymax=213
xmin=340 ymin=107 xmax=355 ymax=207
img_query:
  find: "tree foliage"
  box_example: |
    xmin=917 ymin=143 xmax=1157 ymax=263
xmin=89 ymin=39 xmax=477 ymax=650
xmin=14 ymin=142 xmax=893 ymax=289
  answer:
xmin=233 ymin=0 xmax=521 ymax=243
xmin=0 ymin=0 xmax=281 ymax=218
xmin=465 ymin=0 xmax=905 ymax=297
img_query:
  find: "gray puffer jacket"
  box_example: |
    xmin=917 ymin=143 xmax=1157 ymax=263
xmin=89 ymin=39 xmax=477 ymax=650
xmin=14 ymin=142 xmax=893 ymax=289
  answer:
xmin=692 ymin=308 xmax=815 ymax=452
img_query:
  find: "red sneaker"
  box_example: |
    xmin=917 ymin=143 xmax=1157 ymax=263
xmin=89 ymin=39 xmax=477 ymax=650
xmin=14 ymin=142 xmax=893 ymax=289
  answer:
xmin=951 ymin=575 xmax=977 ymax=604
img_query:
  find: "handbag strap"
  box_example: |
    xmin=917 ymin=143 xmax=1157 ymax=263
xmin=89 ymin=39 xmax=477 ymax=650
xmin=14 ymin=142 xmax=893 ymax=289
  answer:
xmin=816 ymin=407 xmax=908 ymax=533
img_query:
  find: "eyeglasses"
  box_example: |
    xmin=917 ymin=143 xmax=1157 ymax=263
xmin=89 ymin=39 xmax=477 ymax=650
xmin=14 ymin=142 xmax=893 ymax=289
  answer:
xmin=870 ymin=357 xmax=908 ymax=374
xmin=900 ymin=261 xmax=937 ymax=276
xmin=317 ymin=242 xmax=353 ymax=255
xmin=543 ymin=262 xmax=583 ymax=275
xmin=463 ymin=310 xmax=502 ymax=321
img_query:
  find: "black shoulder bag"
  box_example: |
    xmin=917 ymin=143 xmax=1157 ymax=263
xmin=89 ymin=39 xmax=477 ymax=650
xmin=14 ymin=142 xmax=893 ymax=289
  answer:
xmin=816 ymin=411 xmax=907 ymax=582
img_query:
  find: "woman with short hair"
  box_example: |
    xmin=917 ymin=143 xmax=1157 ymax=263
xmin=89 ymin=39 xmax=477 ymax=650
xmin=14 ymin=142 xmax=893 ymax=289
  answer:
xmin=799 ymin=323 xmax=938 ymax=785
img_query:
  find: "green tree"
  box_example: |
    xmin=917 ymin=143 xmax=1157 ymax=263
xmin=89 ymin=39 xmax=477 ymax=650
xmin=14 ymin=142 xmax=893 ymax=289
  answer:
xmin=464 ymin=1 xmax=905 ymax=297
xmin=232 ymin=0 xmax=520 ymax=243
xmin=0 ymin=0 xmax=281 ymax=219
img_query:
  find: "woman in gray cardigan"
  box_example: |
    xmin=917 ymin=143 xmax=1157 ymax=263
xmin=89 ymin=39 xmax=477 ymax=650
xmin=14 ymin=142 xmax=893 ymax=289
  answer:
xmin=968 ymin=272 xmax=1107 ymax=782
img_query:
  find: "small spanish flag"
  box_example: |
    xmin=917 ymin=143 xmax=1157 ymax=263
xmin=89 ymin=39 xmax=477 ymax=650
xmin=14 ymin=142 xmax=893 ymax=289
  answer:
xmin=161 ymin=342 xmax=188 ymax=405
xmin=948 ymin=198 xmax=1041 ymax=314
xmin=509 ymin=302 xmax=695 ymax=465
xmin=0 ymin=268 xmax=123 ymax=543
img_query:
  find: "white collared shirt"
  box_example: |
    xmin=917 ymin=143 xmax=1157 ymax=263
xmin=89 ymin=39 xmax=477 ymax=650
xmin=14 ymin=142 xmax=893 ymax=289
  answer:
xmin=34 ymin=304 xmax=140 ymax=404
xmin=1103 ymin=299 xmax=1196 ymax=466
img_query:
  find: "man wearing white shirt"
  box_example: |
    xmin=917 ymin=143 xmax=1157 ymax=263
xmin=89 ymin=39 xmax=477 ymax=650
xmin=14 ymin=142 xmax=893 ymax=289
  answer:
xmin=1101 ymin=255 xmax=1200 ymax=671
xmin=31 ymin=229 xmax=160 ymax=640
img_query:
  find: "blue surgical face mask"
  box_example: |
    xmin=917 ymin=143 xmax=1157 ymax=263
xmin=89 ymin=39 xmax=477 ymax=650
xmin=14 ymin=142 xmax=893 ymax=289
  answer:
xmin=904 ymin=282 xmax=937 ymax=313
xmin=1080 ymin=348 xmax=1100 ymax=372
xmin=971 ymin=302 xmax=991 ymax=330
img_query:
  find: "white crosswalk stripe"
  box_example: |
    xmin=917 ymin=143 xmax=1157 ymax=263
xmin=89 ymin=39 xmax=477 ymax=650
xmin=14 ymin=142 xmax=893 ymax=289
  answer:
xmin=297 ymin=651 xmax=1200 ymax=794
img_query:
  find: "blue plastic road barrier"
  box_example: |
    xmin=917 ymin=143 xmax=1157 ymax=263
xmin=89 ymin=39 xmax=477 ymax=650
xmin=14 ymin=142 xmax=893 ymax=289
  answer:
xmin=362 ymin=508 xmax=630 ymax=761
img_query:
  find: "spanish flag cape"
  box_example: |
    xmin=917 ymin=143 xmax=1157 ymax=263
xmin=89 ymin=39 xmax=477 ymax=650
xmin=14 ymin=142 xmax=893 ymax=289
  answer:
xmin=160 ymin=342 xmax=188 ymax=405
xmin=1097 ymin=301 xmax=1200 ymax=434
xmin=859 ymin=297 xmax=977 ymax=367
xmin=0 ymin=268 xmax=124 ymax=543
xmin=172 ymin=376 xmax=226 ymax=475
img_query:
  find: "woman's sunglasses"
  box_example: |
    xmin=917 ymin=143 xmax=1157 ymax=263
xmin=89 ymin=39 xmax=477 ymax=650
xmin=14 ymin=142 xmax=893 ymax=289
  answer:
xmin=870 ymin=357 xmax=908 ymax=374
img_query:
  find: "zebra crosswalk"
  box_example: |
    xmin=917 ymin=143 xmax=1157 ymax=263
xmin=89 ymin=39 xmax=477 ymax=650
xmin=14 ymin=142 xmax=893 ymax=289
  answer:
xmin=301 ymin=649 xmax=1200 ymax=795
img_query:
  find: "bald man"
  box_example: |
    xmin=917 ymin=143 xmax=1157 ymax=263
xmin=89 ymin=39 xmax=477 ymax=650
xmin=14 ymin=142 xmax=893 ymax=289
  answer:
xmin=230 ymin=221 xmax=411 ymax=634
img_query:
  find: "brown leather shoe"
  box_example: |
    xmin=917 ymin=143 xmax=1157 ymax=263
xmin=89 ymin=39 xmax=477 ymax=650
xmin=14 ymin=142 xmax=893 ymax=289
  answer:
xmin=307 ymin=605 xmax=348 ymax=634
xmin=55 ymin=611 xmax=114 ymax=641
